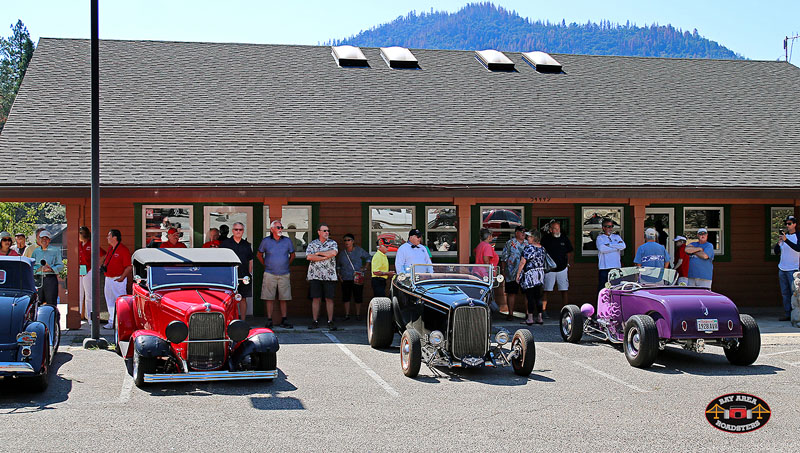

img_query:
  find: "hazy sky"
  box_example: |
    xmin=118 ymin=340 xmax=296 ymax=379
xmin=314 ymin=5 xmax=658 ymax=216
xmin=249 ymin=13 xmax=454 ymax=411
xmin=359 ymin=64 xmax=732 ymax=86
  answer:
xmin=1 ymin=1 xmax=798 ymax=62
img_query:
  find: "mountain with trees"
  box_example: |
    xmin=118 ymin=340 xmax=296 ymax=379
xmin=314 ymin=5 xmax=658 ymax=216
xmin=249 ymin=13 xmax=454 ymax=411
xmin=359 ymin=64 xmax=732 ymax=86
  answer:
xmin=331 ymin=3 xmax=744 ymax=60
xmin=0 ymin=20 xmax=35 ymax=133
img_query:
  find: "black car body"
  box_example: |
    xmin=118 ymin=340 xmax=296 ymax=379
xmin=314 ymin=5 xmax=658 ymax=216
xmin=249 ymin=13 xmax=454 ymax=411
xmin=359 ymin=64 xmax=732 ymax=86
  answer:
xmin=367 ymin=264 xmax=535 ymax=378
xmin=0 ymin=256 xmax=60 ymax=391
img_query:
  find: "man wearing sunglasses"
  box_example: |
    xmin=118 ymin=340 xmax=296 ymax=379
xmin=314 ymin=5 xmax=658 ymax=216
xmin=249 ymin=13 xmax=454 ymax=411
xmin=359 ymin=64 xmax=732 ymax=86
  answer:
xmin=221 ymin=222 xmax=253 ymax=321
xmin=685 ymin=227 xmax=715 ymax=289
xmin=306 ymin=223 xmax=338 ymax=330
xmin=596 ymin=218 xmax=626 ymax=293
xmin=774 ymin=215 xmax=800 ymax=321
xmin=257 ymin=220 xmax=295 ymax=329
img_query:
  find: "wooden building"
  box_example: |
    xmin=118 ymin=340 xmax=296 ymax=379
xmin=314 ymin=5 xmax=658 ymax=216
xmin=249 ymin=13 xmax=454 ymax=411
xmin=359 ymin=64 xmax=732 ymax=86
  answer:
xmin=1 ymin=39 xmax=798 ymax=329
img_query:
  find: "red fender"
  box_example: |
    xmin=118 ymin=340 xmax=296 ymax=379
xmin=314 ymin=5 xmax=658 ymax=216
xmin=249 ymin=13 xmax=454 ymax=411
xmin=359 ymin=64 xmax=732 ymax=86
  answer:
xmin=247 ymin=327 xmax=274 ymax=338
xmin=115 ymin=295 xmax=136 ymax=342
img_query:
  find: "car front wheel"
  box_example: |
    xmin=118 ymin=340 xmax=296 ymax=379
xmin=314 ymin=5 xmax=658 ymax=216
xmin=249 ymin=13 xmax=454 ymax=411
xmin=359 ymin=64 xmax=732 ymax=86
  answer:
xmin=132 ymin=349 xmax=157 ymax=388
xmin=511 ymin=329 xmax=536 ymax=376
xmin=624 ymin=315 xmax=659 ymax=368
xmin=560 ymin=305 xmax=584 ymax=343
xmin=724 ymin=314 xmax=761 ymax=366
xmin=368 ymin=297 xmax=394 ymax=349
xmin=400 ymin=328 xmax=422 ymax=378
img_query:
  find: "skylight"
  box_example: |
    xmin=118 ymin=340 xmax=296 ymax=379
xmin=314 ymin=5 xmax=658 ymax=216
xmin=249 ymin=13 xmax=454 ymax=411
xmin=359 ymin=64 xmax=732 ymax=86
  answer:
xmin=331 ymin=45 xmax=369 ymax=67
xmin=380 ymin=46 xmax=419 ymax=69
xmin=475 ymin=49 xmax=515 ymax=71
xmin=521 ymin=51 xmax=562 ymax=73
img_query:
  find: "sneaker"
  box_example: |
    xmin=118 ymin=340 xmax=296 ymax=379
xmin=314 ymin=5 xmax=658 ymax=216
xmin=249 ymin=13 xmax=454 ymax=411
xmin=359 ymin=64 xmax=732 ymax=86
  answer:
xmin=102 ymin=322 xmax=114 ymax=330
xmin=308 ymin=320 xmax=319 ymax=330
xmin=779 ymin=315 xmax=791 ymax=321
xmin=279 ymin=318 xmax=294 ymax=329
xmin=265 ymin=319 xmax=273 ymax=328
xmin=327 ymin=321 xmax=338 ymax=331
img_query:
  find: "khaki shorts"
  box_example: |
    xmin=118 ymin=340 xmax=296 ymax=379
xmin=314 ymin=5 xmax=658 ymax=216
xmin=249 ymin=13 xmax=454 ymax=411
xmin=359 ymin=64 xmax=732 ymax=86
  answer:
xmin=261 ymin=272 xmax=292 ymax=300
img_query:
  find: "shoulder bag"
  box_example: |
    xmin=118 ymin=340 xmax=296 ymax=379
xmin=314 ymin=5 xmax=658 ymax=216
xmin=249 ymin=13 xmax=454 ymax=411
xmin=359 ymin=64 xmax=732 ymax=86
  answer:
xmin=345 ymin=250 xmax=365 ymax=285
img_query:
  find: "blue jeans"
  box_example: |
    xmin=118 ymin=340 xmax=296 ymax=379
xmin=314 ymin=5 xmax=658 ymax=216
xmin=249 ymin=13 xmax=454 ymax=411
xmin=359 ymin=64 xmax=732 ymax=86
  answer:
xmin=778 ymin=269 xmax=795 ymax=317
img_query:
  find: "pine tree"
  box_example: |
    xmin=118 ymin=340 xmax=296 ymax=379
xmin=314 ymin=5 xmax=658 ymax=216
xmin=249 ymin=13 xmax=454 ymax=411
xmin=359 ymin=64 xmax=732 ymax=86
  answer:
xmin=0 ymin=20 xmax=35 ymax=133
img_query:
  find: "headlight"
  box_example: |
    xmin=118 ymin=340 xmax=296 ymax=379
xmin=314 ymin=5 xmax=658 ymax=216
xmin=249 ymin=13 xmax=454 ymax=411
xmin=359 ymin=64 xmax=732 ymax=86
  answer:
xmin=234 ymin=293 xmax=243 ymax=301
xmin=495 ymin=274 xmax=505 ymax=283
xmin=240 ymin=276 xmax=250 ymax=285
xmin=228 ymin=319 xmax=250 ymax=342
xmin=495 ymin=330 xmax=509 ymax=345
xmin=429 ymin=330 xmax=444 ymax=346
xmin=165 ymin=320 xmax=189 ymax=344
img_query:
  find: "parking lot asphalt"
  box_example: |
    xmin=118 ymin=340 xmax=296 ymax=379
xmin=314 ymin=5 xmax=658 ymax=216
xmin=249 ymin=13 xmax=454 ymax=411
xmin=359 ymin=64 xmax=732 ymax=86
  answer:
xmin=2 ymin=312 xmax=799 ymax=452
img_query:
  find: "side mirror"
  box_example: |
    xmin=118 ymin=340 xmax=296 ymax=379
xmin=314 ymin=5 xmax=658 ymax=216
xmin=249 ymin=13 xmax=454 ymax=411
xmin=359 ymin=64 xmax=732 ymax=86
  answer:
xmin=240 ymin=275 xmax=250 ymax=286
xmin=134 ymin=275 xmax=143 ymax=284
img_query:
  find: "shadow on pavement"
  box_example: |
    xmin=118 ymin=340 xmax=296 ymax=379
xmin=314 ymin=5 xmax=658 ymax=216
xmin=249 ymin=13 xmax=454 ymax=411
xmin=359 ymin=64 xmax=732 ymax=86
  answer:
xmin=0 ymin=352 xmax=73 ymax=413
xmin=644 ymin=347 xmax=784 ymax=376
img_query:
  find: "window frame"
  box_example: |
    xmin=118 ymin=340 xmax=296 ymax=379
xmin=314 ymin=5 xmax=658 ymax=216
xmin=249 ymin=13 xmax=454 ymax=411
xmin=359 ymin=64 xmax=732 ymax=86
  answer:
xmin=264 ymin=205 xmax=313 ymax=258
xmin=683 ymin=206 xmax=725 ymax=255
xmin=142 ymin=204 xmax=194 ymax=248
xmin=424 ymin=205 xmax=458 ymax=257
xmin=766 ymin=206 xmax=794 ymax=259
xmin=367 ymin=205 xmax=416 ymax=255
xmin=578 ymin=205 xmax=625 ymax=258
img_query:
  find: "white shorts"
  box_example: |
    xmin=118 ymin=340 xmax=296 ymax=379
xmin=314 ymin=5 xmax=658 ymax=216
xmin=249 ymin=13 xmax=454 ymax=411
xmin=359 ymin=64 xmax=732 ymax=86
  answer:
xmin=677 ymin=276 xmax=689 ymax=286
xmin=543 ymin=268 xmax=569 ymax=291
xmin=689 ymin=278 xmax=712 ymax=289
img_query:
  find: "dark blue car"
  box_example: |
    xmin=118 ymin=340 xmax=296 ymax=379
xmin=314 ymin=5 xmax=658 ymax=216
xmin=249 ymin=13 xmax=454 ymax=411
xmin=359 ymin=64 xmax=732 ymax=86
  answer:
xmin=0 ymin=256 xmax=60 ymax=391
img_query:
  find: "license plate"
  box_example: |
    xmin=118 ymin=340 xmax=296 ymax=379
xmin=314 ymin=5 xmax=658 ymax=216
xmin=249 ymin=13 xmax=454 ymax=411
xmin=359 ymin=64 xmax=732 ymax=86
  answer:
xmin=697 ymin=319 xmax=718 ymax=332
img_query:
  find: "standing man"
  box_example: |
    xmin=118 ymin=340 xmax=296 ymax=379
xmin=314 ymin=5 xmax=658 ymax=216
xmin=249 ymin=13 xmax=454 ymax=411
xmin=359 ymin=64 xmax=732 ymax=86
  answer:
xmin=202 ymin=228 xmax=220 ymax=248
xmin=101 ymin=229 xmax=132 ymax=330
xmin=673 ymin=236 xmax=690 ymax=285
xmin=501 ymin=226 xmax=526 ymax=320
xmin=24 ymin=227 xmax=45 ymax=258
xmin=774 ymin=215 xmax=800 ymax=321
xmin=11 ymin=232 xmax=28 ymax=256
xmin=78 ymin=226 xmax=105 ymax=323
xmin=395 ymin=228 xmax=432 ymax=274
xmin=596 ymin=218 xmax=626 ymax=292
xmin=371 ymin=238 xmax=394 ymax=298
xmin=634 ymin=228 xmax=670 ymax=283
xmin=306 ymin=223 xmax=338 ymax=330
xmin=257 ymin=220 xmax=295 ymax=328
xmin=337 ymin=233 xmax=371 ymax=321
xmin=160 ymin=228 xmax=187 ymax=248
xmin=31 ymin=231 xmax=63 ymax=306
xmin=221 ymin=222 xmax=253 ymax=321
xmin=541 ymin=220 xmax=573 ymax=316
xmin=685 ymin=228 xmax=714 ymax=289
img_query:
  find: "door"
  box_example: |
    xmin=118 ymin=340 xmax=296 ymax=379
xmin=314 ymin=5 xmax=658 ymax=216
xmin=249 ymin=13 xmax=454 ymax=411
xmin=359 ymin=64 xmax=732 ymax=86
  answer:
xmin=644 ymin=207 xmax=674 ymax=266
xmin=203 ymin=206 xmax=254 ymax=314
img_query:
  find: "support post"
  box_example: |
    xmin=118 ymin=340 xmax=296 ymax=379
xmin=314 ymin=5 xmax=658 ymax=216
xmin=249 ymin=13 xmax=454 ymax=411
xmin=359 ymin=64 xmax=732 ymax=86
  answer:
xmin=455 ymin=198 xmax=473 ymax=264
xmin=65 ymin=203 xmax=81 ymax=329
xmin=630 ymin=200 xmax=648 ymax=254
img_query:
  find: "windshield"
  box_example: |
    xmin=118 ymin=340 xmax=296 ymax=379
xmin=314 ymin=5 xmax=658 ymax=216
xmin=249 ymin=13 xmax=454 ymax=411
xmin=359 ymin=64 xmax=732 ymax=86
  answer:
xmin=148 ymin=265 xmax=237 ymax=290
xmin=411 ymin=264 xmax=496 ymax=284
xmin=607 ymin=267 xmax=678 ymax=287
xmin=0 ymin=259 xmax=35 ymax=293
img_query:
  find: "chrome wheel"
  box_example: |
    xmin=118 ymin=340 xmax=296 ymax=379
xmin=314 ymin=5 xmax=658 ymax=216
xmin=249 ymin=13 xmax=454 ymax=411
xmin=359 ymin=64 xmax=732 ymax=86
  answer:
xmin=561 ymin=313 xmax=572 ymax=337
xmin=400 ymin=336 xmax=410 ymax=371
xmin=626 ymin=327 xmax=641 ymax=358
xmin=367 ymin=306 xmax=374 ymax=343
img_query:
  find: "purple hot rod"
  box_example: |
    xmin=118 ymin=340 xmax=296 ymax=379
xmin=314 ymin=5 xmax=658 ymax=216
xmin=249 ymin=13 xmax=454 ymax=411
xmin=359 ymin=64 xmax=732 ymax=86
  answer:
xmin=559 ymin=267 xmax=760 ymax=368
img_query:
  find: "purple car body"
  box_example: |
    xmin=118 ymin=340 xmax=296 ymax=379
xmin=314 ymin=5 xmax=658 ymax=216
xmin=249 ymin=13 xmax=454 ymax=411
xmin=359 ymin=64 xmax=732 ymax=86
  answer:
xmin=561 ymin=267 xmax=760 ymax=368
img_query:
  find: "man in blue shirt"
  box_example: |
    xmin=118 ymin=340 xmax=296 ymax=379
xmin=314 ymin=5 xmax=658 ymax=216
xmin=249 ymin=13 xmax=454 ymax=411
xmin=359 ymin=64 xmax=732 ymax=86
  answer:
xmin=634 ymin=228 xmax=670 ymax=283
xmin=685 ymin=228 xmax=715 ymax=288
xmin=257 ymin=220 xmax=295 ymax=329
xmin=31 ymin=230 xmax=63 ymax=305
xmin=395 ymin=229 xmax=433 ymax=274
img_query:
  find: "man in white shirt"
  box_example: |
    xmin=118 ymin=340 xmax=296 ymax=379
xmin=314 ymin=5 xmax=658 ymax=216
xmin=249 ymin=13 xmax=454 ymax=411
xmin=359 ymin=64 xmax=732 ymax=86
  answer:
xmin=596 ymin=218 xmax=626 ymax=292
xmin=774 ymin=215 xmax=800 ymax=322
xmin=395 ymin=229 xmax=433 ymax=274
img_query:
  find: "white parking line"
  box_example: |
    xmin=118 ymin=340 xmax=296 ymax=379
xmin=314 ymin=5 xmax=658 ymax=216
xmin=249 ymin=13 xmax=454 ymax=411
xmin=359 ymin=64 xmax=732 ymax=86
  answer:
xmin=324 ymin=332 xmax=399 ymax=397
xmin=763 ymin=348 xmax=800 ymax=357
xmin=538 ymin=345 xmax=648 ymax=393
xmin=118 ymin=368 xmax=134 ymax=403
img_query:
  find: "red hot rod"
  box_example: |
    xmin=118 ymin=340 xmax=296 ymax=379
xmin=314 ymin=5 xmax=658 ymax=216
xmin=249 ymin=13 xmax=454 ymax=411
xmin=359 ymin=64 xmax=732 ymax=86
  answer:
xmin=115 ymin=248 xmax=278 ymax=387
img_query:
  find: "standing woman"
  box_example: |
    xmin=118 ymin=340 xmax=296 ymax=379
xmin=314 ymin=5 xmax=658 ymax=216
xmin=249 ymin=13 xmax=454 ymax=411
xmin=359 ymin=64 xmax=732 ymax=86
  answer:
xmin=0 ymin=231 xmax=20 ymax=255
xmin=336 ymin=233 xmax=371 ymax=321
xmin=516 ymin=230 xmax=546 ymax=325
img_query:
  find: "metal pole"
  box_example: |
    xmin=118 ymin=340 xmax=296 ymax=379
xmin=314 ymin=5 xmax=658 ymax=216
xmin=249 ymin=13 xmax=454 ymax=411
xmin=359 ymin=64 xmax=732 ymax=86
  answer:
xmin=90 ymin=0 xmax=101 ymax=340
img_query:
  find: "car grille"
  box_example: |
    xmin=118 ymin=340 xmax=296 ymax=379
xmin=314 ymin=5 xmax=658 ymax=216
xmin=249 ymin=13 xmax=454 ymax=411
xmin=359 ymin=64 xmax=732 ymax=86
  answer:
xmin=187 ymin=312 xmax=226 ymax=370
xmin=452 ymin=306 xmax=488 ymax=359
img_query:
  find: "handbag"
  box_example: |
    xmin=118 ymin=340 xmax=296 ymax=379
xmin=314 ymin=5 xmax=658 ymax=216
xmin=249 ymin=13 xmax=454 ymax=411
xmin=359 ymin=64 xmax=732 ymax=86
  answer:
xmin=345 ymin=250 xmax=365 ymax=285
xmin=543 ymin=249 xmax=557 ymax=273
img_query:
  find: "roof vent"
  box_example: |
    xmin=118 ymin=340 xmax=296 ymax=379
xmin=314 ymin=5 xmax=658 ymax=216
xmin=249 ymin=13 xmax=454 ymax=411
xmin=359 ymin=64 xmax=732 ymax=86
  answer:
xmin=331 ymin=45 xmax=369 ymax=67
xmin=380 ymin=46 xmax=419 ymax=69
xmin=475 ymin=49 xmax=515 ymax=72
xmin=521 ymin=51 xmax=562 ymax=73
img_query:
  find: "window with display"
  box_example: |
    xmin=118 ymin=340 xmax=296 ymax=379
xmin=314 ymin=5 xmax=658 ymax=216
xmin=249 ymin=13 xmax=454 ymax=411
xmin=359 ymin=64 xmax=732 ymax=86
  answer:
xmin=480 ymin=206 xmax=524 ymax=251
xmin=769 ymin=207 xmax=794 ymax=255
xmin=369 ymin=206 xmax=415 ymax=254
xmin=580 ymin=206 xmax=624 ymax=256
xmin=683 ymin=207 xmax=724 ymax=254
xmin=142 ymin=205 xmax=193 ymax=248
xmin=425 ymin=206 xmax=457 ymax=255
xmin=264 ymin=205 xmax=312 ymax=255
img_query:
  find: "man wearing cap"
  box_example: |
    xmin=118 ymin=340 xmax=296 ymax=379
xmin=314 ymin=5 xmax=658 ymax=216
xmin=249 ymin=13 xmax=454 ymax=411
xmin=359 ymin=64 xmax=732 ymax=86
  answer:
xmin=11 ymin=232 xmax=28 ymax=256
xmin=371 ymin=238 xmax=394 ymax=298
xmin=596 ymin=218 xmax=626 ymax=292
xmin=24 ymin=227 xmax=45 ymax=258
xmin=634 ymin=228 xmax=670 ymax=283
xmin=0 ymin=231 xmax=20 ymax=256
xmin=31 ymin=230 xmax=63 ymax=306
xmin=685 ymin=228 xmax=714 ymax=289
xmin=395 ymin=228 xmax=433 ymax=274
xmin=102 ymin=229 xmax=132 ymax=329
xmin=673 ymin=236 xmax=690 ymax=285
xmin=774 ymin=215 xmax=800 ymax=321
xmin=160 ymin=228 xmax=187 ymax=248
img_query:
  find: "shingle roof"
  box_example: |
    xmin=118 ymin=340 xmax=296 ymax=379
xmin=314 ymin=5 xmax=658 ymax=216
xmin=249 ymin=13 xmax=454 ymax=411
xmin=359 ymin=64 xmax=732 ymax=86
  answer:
xmin=1 ymin=38 xmax=799 ymax=191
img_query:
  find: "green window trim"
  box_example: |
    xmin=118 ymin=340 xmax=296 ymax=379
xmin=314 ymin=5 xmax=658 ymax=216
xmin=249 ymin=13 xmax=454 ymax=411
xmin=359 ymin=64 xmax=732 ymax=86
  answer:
xmin=471 ymin=203 xmax=533 ymax=263
xmin=573 ymin=204 xmax=632 ymax=264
